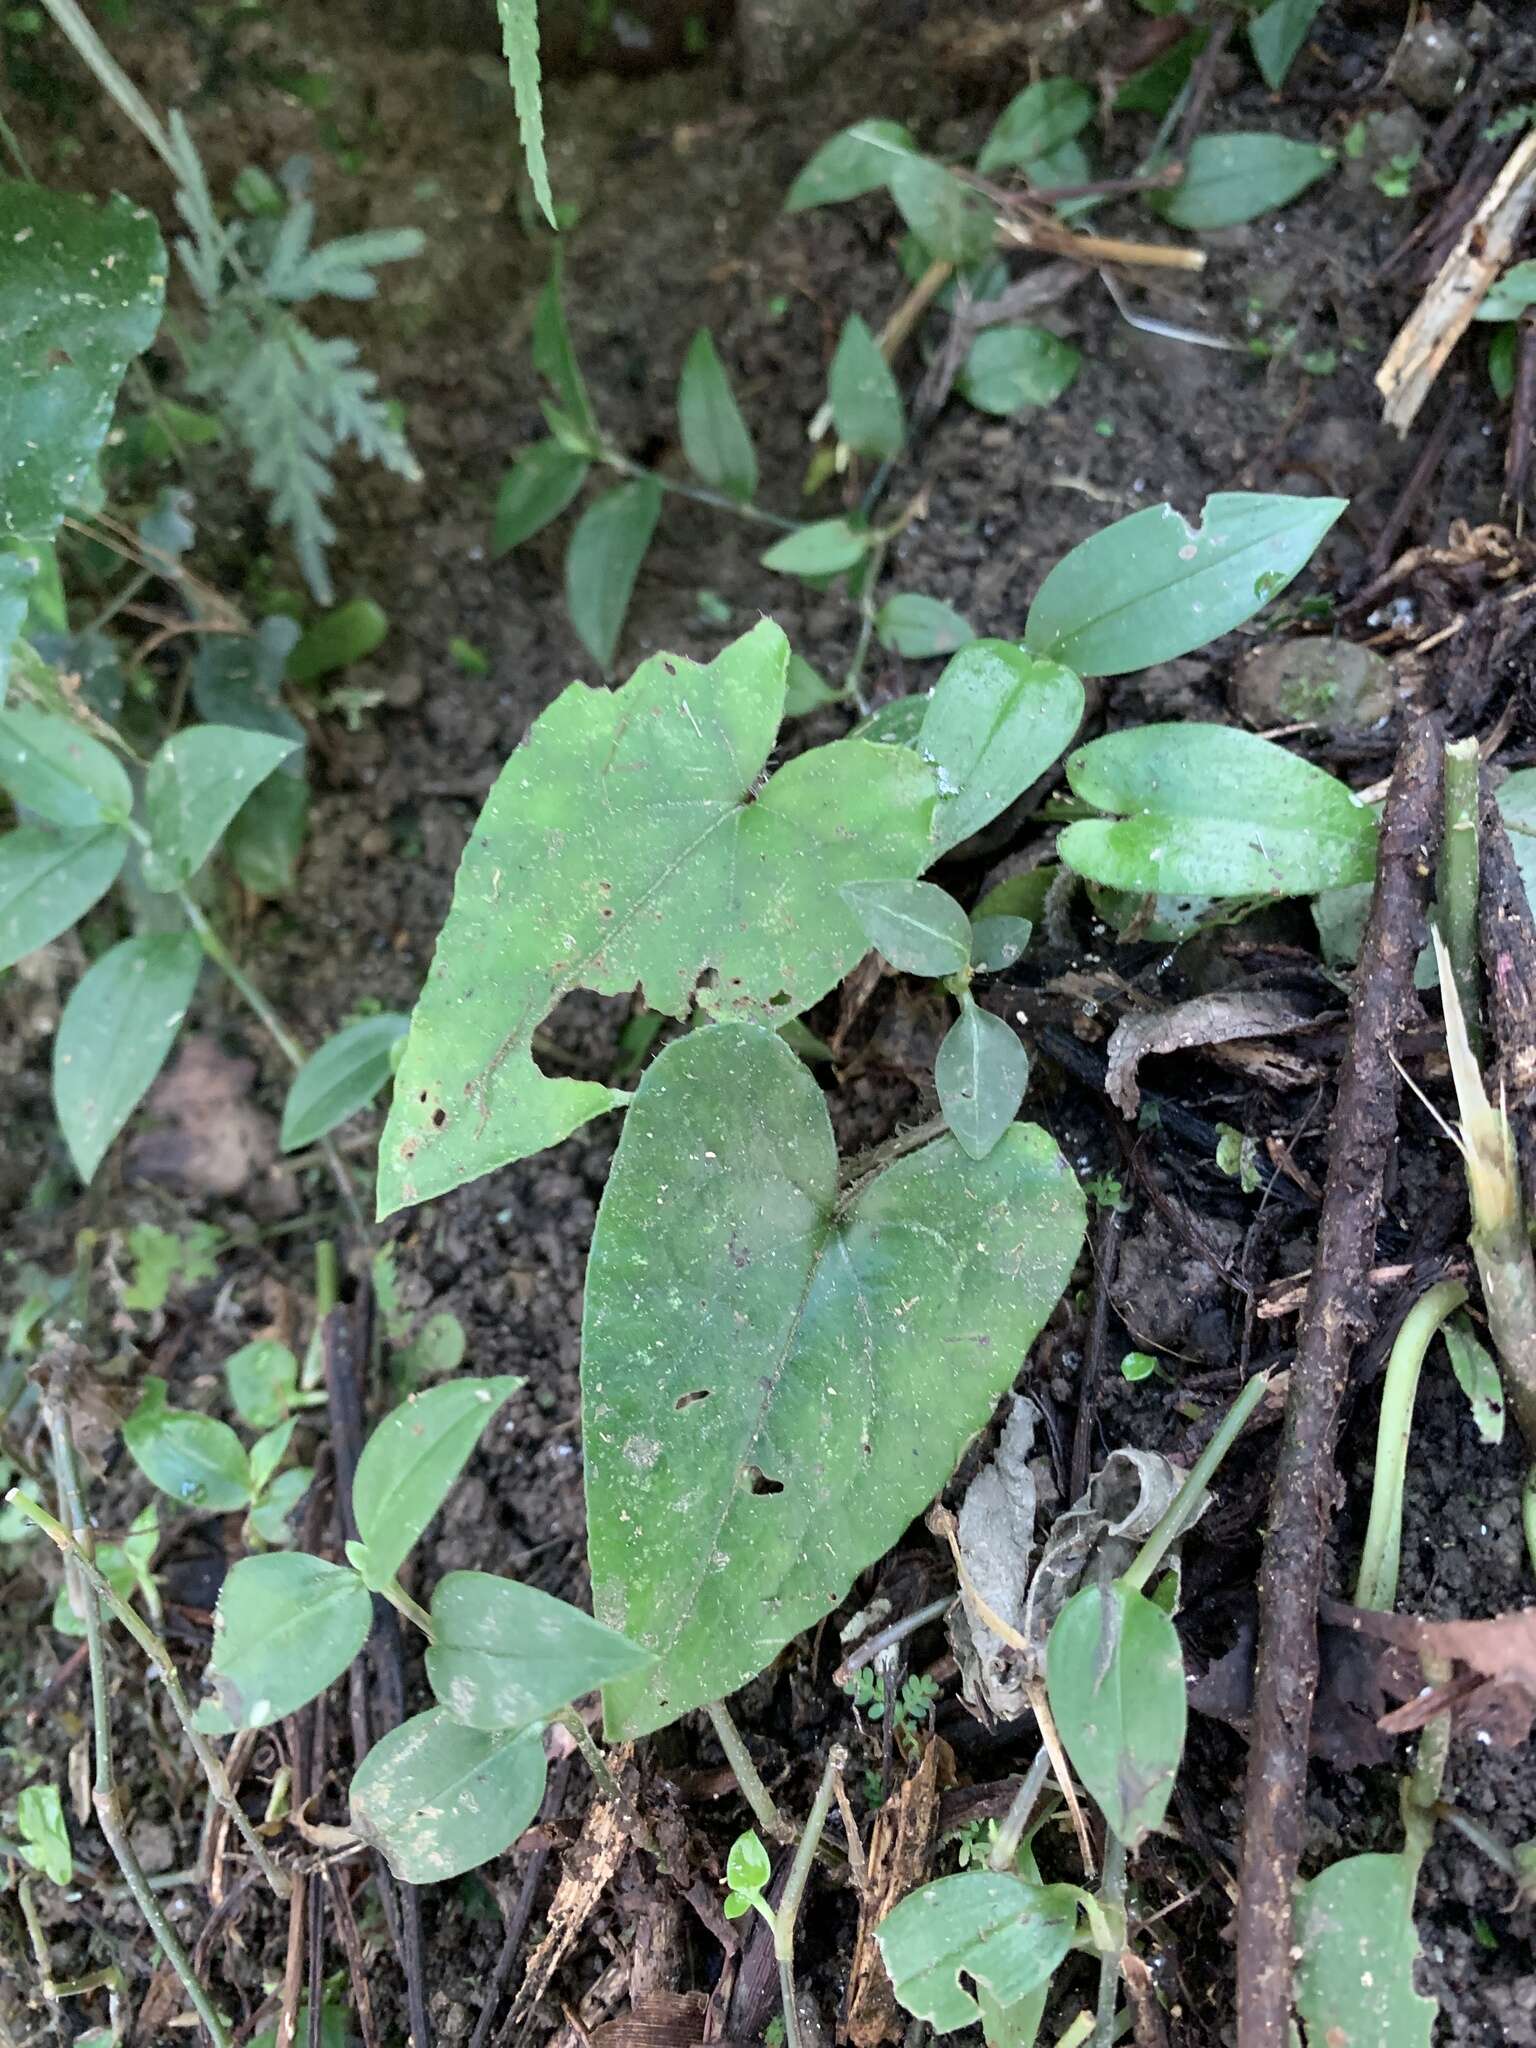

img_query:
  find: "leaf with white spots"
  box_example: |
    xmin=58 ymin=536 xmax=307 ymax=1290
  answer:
xmin=348 ymin=1376 xmax=522 ymax=1590
xmin=350 ymin=1708 xmax=547 ymax=1884
xmin=425 ymin=1570 xmax=652 ymax=1730
xmin=142 ymin=726 xmax=299 ymax=890
xmin=203 ymin=1552 xmax=373 ymax=1729
xmin=1294 ymin=1852 xmax=1435 ymax=2048
xmin=0 ymin=824 xmax=127 ymax=968
xmin=1045 ymin=1583 xmax=1185 ymax=1847
xmin=53 ymin=933 xmax=201 ymax=1181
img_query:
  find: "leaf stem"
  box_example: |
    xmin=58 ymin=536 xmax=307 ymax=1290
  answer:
xmin=986 ymin=1743 xmax=1054 ymax=1875
xmin=1353 ymin=1279 xmax=1467 ymax=1611
xmin=601 ymin=450 xmax=798 ymax=531
xmin=1121 ymin=1371 xmax=1270 ymax=1595
xmin=379 ymin=1576 xmax=435 ymax=1640
xmin=772 ymin=1745 xmax=845 ymax=2048
xmin=1090 ymin=1830 xmax=1126 ymax=2048
xmin=844 ymin=532 xmax=892 ymax=715
xmin=1438 ymin=736 xmax=1482 ymax=1064
xmin=707 ymin=1699 xmax=797 ymax=1846
xmin=556 ymin=1709 xmax=670 ymax=1870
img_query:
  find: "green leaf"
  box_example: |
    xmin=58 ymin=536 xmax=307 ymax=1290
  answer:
xmin=495 ymin=0 xmax=556 ymax=230
xmin=226 ymin=770 xmax=309 ymax=896
xmin=875 ymin=594 xmax=973 ymax=658
xmin=677 ymin=330 xmax=758 ymax=504
xmin=350 ymin=1376 xmax=521 ymax=1588
xmin=1024 ymin=493 xmax=1347 ymax=677
xmin=248 ymin=1419 xmax=296 ymax=1497
xmin=920 ymin=642 xmax=1083 ymax=856
xmin=192 ymin=618 xmax=305 ymax=751
xmin=250 ymin=2005 xmax=347 ymax=2048
xmin=225 ymin=1339 xmax=299 ymax=1430
xmin=425 ymin=1570 xmax=653 ymax=1731
xmin=840 ymin=878 xmax=972 ymax=976
xmin=1476 ymin=260 xmax=1536 ymax=322
xmin=760 ymin=518 xmax=871 ymax=578
xmin=890 ymin=157 xmax=995 ymax=265
xmin=857 ymin=694 xmax=930 ymax=748
xmin=1045 ymin=1582 xmax=1185 ymax=1846
xmin=785 ymin=120 xmax=918 ymax=211
xmin=1152 ymin=132 xmax=1333 ymax=230
xmin=0 ymin=179 xmax=165 ymax=540
xmin=977 ymin=78 xmax=1094 ymax=176
xmin=829 ymin=314 xmax=904 ymax=460
xmin=247 ymin=1465 xmax=314 ymax=1544
xmin=350 ymin=1708 xmax=546 ymax=1884
xmin=0 ymin=551 xmax=33 ymax=702
xmin=532 ymin=249 xmax=596 ymax=438
xmin=53 ymin=933 xmax=201 ymax=1181
xmin=16 ymin=1782 xmax=72 ymax=1886
xmin=1489 ymin=323 xmax=1518 ymax=401
xmin=877 ymin=1871 xmax=1081 ymax=2030
xmin=394 ymin=1311 xmax=468 ymax=1391
xmin=142 ymin=726 xmax=299 ymax=890
xmin=287 ymin=598 xmax=388 ymax=683
xmin=957 ymin=327 xmax=1079 ymax=416
xmin=974 ymin=871 xmax=1055 ymax=925
xmin=726 ymin=1831 xmax=772 ymax=1894
xmin=0 ymin=825 xmax=127 ymax=970
xmin=378 ymin=622 xmax=935 ymax=1214
xmin=280 ymin=1012 xmax=410 ymax=1151
xmin=970 ymin=916 xmax=1031 ymax=972
xmin=936 ymin=998 xmax=1029 ymax=1161
xmin=585 ymin=1022 xmax=1085 ymax=1738
xmin=0 ymin=707 xmax=132 ymax=827
xmin=564 ymin=479 xmax=662 ymax=670
xmin=492 ymin=440 xmax=589 ymax=554
xmin=1059 ymin=724 xmax=1378 ymax=897
xmin=1498 ymin=770 xmax=1536 ymax=912
xmin=1294 ymin=1853 xmax=1436 ymax=2048
xmin=1248 ymin=0 xmax=1325 ymax=88
xmin=123 ymin=1376 xmax=252 ymax=1511
xmin=1442 ymin=1313 xmax=1506 ymax=1445
xmin=204 ymin=1552 xmax=373 ymax=1728
xmin=783 ymin=652 xmax=842 ymax=715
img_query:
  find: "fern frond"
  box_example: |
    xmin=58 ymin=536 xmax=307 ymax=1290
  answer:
xmin=165 ymin=111 xmax=231 ymax=306
xmin=496 ymin=0 xmax=556 ymax=230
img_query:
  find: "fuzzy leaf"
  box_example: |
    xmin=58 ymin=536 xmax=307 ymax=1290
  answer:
xmin=378 ymin=622 xmax=936 ymax=1213
xmin=0 ymin=825 xmax=126 ymax=968
xmin=425 ymin=1571 xmax=653 ymax=1731
xmin=1045 ymin=1582 xmax=1185 ymax=1846
xmin=204 ymin=1552 xmax=372 ymax=1727
xmin=281 ymin=1012 xmax=409 ymax=1151
xmin=351 ymin=1709 xmax=546 ymax=1884
xmin=830 ymin=313 xmax=904 ymax=459
xmin=53 ymin=934 xmax=201 ymax=1181
xmin=1152 ymin=132 xmax=1332 ymax=230
xmin=935 ymin=998 xmax=1029 ymax=1161
xmin=349 ymin=1377 xmax=521 ymax=1589
xmin=878 ymin=1871 xmax=1080 ymax=2030
xmin=496 ymin=0 xmax=556 ymax=229
xmin=585 ymin=1022 xmax=1085 ymax=1738
xmin=678 ymin=330 xmax=757 ymax=503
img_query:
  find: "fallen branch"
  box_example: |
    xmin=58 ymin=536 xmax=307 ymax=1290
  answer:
xmin=1235 ymin=718 xmax=1443 ymax=2048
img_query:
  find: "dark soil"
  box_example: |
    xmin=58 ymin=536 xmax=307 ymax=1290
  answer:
xmin=5 ymin=1 xmax=1536 ymax=2043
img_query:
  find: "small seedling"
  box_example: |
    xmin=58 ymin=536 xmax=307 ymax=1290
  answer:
xmin=723 ymin=1830 xmax=776 ymax=1928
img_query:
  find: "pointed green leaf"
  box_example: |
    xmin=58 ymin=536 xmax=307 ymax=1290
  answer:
xmin=225 ymin=1339 xmax=299 ymax=1431
xmin=247 ymin=1465 xmax=314 ymax=1544
xmin=1024 ymin=493 xmax=1347 ymax=677
xmin=492 ymin=440 xmax=589 ymax=554
xmin=495 ymin=0 xmax=555 ymax=230
xmin=877 ymin=1871 xmax=1081 ymax=2030
xmin=0 ymin=179 xmax=165 ymax=540
xmin=1294 ymin=1853 xmax=1436 ymax=2048
xmin=830 ymin=314 xmax=904 ymax=460
xmin=378 ymin=622 xmax=936 ymax=1214
xmin=192 ymin=617 xmax=305 ymax=748
xmin=677 ymin=330 xmax=757 ymax=504
xmin=0 ymin=825 xmax=127 ymax=969
xmin=785 ymin=120 xmax=918 ymax=211
xmin=532 ymin=250 xmax=596 ymax=437
xmin=142 ymin=726 xmax=299 ymax=890
xmin=977 ymin=79 xmax=1095 ymax=176
xmin=248 ymin=1419 xmax=296 ymax=1497
xmin=16 ymin=1782 xmax=72 ymax=1886
xmin=1442 ymin=1313 xmax=1506 ymax=1445
xmin=53 ymin=933 xmax=201 ymax=1181
xmin=936 ymin=999 xmax=1029 ymax=1161
xmin=350 ymin=1708 xmax=546 ymax=1884
xmin=889 ymin=157 xmax=995 ymax=265
xmin=970 ymin=916 xmax=1031 ymax=972
xmin=226 ymin=769 xmax=309 ymax=896
xmin=1059 ymin=724 xmax=1378 ymax=897
xmin=585 ymin=1022 xmax=1085 ymax=1739
xmin=1045 ymin=1583 xmax=1185 ymax=1847
xmin=957 ymin=328 xmax=1079 ymax=416
xmin=350 ymin=1376 xmax=521 ymax=1588
xmin=123 ymin=1376 xmax=252 ymax=1511
xmin=1476 ymin=260 xmax=1536 ymax=323
xmin=0 ymin=707 xmax=132 ymax=827
xmin=564 ymin=479 xmax=662 ymax=670
xmin=874 ymin=594 xmax=973 ymax=659
xmin=280 ymin=1012 xmax=410 ymax=1151
xmin=783 ymin=652 xmax=842 ymax=715
xmin=857 ymin=693 xmax=930 ymax=748
xmin=205 ymin=1552 xmax=373 ymax=1728
xmin=1248 ymin=0 xmax=1326 ymax=89
xmin=1152 ymin=132 xmax=1333 ymax=231
xmin=761 ymin=518 xmax=871 ymax=579
xmin=425 ymin=1570 xmax=653 ymax=1731
xmin=920 ymin=642 xmax=1083 ymax=855
xmin=727 ymin=1831 xmax=772 ymax=1893
xmin=841 ymin=878 xmax=971 ymax=976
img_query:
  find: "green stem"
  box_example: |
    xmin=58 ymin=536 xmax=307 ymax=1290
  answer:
xmin=1353 ymin=1280 xmax=1467 ymax=1611
xmin=1401 ymin=1655 xmax=1452 ymax=1889
xmin=987 ymin=1744 xmax=1053 ymax=1875
xmin=1439 ymin=737 xmax=1482 ymax=1066
xmin=843 ymin=533 xmax=892 ymax=716
xmin=772 ymin=1745 xmax=845 ymax=2048
xmin=557 ymin=1709 xmax=670 ymax=1871
xmin=1091 ymin=1831 xmax=1126 ymax=2048
xmin=1433 ymin=1802 xmax=1522 ymax=1882
xmin=601 ymin=450 xmax=797 ymax=531
xmin=379 ymin=1576 xmax=434 ymax=1640
xmin=1121 ymin=1371 xmax=1270 ymax=1596
xmin=707 ymin=1699 xmax=797 ymax=1846
xmin=1052 ymin=2015 xmax=1095 ymax=2048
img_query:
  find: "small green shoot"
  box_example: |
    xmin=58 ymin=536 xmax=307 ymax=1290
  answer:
xmin=724 ymin=1830 xmax=776 ymax=1928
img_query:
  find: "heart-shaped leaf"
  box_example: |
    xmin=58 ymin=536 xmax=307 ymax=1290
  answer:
xmin=493 ymin=440 xmax=589 ymax=555
xmin=956 ymin=328 xmax=1079 ymax=416
xmin=204 ymin=1552 xmax=373 ymax=1728
xmin=0 ymin=826 xmax=128 ymax=967
xmin=225 ymin=1340 xmax=300 ymax=1430
xmin=0 ymin=179 xmax=165 ymax=541
xmin=379 ymin=622 xmax=936 ymax=1214
xmin=1045 ymin=1582 xmax=1185 ymax=1847
xmin=53 ymin=934 xmax=201 ymax=1181
xmin=280 ymin=1012 xmax=410 ymax=1151
xmin=1058 ymin=724 xmax=1378 ymax=897
xmin=350 ymin=1709 xmax=547 ymax=1884
xmin=123 ymin=1377 xmax=252 ymax=1511
xmin=677 ymin=330 xmax=757 ymax=504
xmin=785 ymin=120 xmax=918 ymax=212
xmin=1294 ymin=1853 xmax=1435 ymax=2048
xmin=584 ymin=1022 xmax=1085 ymax=1738
xmin=350 ymin=1376 xmax=521 ymax=1589
xmin=829 ymin=314 xmax=904 ymax=460
xmin=877 ymin=1871 xmax=1082 ymax=2030
xmin=425 ymin=1570 xmax=653 ymax=1731
xmin=935 ymin=998 xmax=1029 ymax=1161
xmin=1152 ymin=132 xmax=1332 ymax=231
xmin=564 ymin=480 xmax=662 ymax=670
xmin=919 ymin=642 xmax=1084 ymax=855
xmin=841 ymin=879 xmax=971 ymax=977
xmin=142 ymin=727 xmax=299 ymax=890
xmin=1023 ymin=494 xmax=1346 ymax=678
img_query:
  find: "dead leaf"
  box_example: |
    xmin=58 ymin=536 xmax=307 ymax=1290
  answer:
xmin=1328 ymin=1603 xmax=1536 ymax=1749
xmin=844 ymin=1738 xmax=953 ymax=2048
xmin=946 ymin=1399 xmax=1041 ymax=1721
xmin=1105 ymin=992 xmax=1320 ymax=1119
xmin=125 ymin=1035 xmax=283 ymax=1200
xmin=590 ymin=1992 xmax=718 ymax=2048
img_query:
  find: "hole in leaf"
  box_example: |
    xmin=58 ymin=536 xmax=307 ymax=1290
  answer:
xmin=675 ymin=1388 xmax=711 ymax=1411
xmin=745 ymin=1466 xmax=784 ymax=1497
xmin=431 ymin=1108 xmax=447 ymax=1129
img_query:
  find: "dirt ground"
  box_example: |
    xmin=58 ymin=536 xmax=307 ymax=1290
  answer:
xmin=5 ymin=0 xmax=1536 ymax=2042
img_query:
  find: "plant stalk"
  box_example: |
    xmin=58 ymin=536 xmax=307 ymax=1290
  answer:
xmin=1121 ymin=1371 xmax=1270 ymax=1595
xmin=1401 ymin=1654 xmax=1453 ymax=1890
xmin=1438 ymin=737 xmax=1482 ymax=1064
xmin=987 ymin=1744 xmax=1054 ymax=1875
xmin=602 ymin=450 xmax=797 ymax=531
xmin=1091 ymin=1830 xmax=1127 ymax=2048
xmin=772 ymin=1745 xmax=845 ymax=2048
xmin=707 ymin=1699 xmax=797 ymax=1846
xmin=1353 ymin=1280 xmax=1467 ymax=1612
xmin=557 ymin=1710 xmax=669 ymax=1871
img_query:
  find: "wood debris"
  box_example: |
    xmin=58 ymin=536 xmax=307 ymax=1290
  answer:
xmin=843 ymin=1738 xmax=953 ymax=2048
